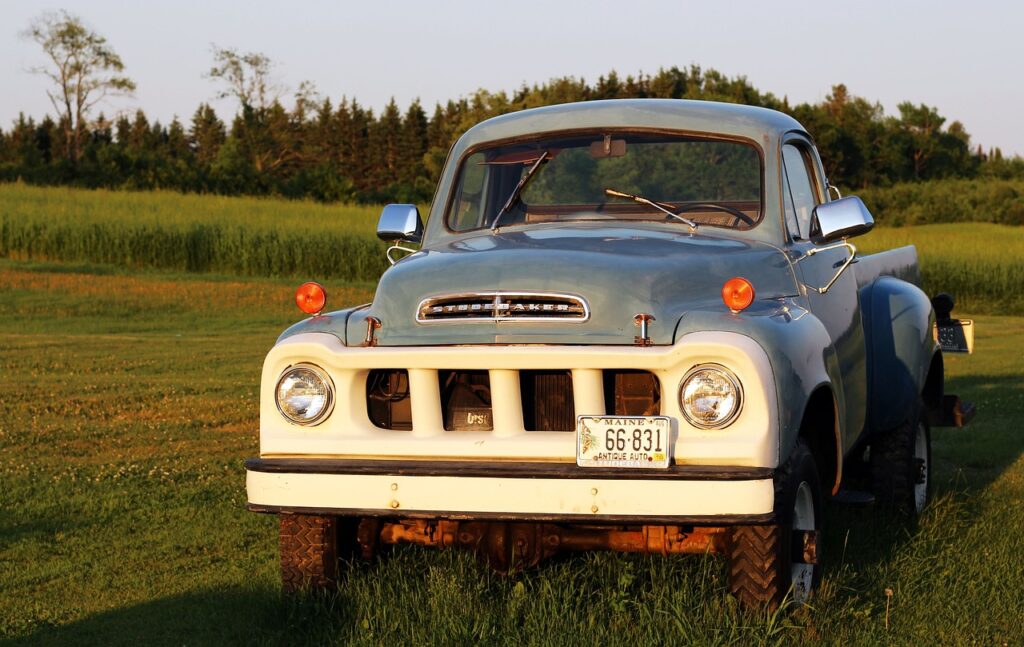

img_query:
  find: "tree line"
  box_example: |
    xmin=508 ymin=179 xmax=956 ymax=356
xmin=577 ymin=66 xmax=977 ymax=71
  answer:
xmin=2 ymin=11 xmax=1022 ymax=205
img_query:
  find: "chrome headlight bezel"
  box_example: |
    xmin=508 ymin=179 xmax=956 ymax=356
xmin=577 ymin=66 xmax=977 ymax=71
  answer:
xmin=275 ymin=363 xmax=335 ymax=426
xmin=678 ymin=364 xmax=743 ymax=429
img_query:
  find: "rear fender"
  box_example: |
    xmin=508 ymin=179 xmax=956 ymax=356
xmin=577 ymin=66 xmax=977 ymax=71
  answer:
xmin=860 ymin=276 xmax=938 ymax=432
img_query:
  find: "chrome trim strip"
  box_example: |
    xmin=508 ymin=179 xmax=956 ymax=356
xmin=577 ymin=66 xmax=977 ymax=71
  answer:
xmin=416 ymin=291 xmax=591 ymax=324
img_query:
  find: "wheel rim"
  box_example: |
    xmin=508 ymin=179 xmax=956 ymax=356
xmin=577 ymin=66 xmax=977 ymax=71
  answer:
xmin=914 ymin=422 xmax=929 ymax=513
xmin=791 ymin=481 xmax=815 ymax=602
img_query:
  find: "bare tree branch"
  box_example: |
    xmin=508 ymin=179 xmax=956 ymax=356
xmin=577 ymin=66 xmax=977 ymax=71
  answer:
xmin=205 ymin=45 xmax=283 ymax=113
xmin=21 ymin=10 xmax=136 ymax=165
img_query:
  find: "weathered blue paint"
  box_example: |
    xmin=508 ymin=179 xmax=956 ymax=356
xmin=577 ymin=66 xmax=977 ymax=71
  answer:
xmin=277 ymin=305 xmax=365 ymax=346
xmin=672 ymin=300 xmax=840 ymax=462
xmin=273 ymin=98 xmax=943 ymax=482
xmin=859 ymin=276 xmax=939 ymax=432
xmin=352 ymin=223 xmax=799 ymax=346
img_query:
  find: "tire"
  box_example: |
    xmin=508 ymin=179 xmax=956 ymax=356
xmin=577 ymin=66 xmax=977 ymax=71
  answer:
xmin=870 ymin=399 xmax=932 ymax=517
xmin=729 ymin=440 xmax=824 ymax=609
xmin=279 ymin=514 xmax=345 ymax=593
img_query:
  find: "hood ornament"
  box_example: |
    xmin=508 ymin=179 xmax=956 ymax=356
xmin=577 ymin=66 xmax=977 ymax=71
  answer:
xmin=634 ymin=313 xmax=655 ymax=346
xmin=363 ymin=316 xmax=382 ymax=346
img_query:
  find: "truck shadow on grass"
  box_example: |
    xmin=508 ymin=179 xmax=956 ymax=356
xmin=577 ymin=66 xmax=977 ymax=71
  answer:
xmin=819 ymin=369 xmax=1022 ymax=604
xmin=3 ymin=589 xmax=269 ymax=647
xmin=2 ymin=588 xmax=363 ymax=647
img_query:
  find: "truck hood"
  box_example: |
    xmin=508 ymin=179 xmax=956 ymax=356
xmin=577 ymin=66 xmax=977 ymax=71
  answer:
xmin=344 ymin=224 xmax=798 ymax=346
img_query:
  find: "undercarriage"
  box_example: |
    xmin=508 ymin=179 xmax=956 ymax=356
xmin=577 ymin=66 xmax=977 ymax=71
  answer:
xmin=360 ymin=518 xmax=730 ymax=573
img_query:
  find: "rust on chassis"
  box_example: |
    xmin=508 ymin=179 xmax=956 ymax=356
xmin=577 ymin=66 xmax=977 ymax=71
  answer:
xmin=366 ymin=518 xmax=729 ymax=574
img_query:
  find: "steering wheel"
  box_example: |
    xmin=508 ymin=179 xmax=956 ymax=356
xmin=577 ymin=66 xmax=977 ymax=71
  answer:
xmin=673 ymin=202 xmax=756 ymax=227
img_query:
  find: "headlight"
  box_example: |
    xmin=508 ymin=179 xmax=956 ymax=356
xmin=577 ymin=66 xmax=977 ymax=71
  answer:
xmin=679 ymin=365 xmax=742 ymax=429
xmin=276 ymin=364 xmax=334 ymax=425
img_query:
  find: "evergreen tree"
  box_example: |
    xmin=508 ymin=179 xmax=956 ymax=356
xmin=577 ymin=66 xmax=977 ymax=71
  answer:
xmin=400 ymin=99 xmax=429 ymax=185
xmin=5 ymin=61 xmax=1019 ymax=201
xmin=189 ymin=104 xmax=226 ymax=165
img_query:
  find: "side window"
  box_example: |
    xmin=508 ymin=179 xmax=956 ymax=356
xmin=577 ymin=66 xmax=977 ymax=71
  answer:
xmin=781 ymin=144 xmax=818 ymax=240
xmin=450 ymin=152 xmax=488 ymax=231
xmin=781 ymin=163 xmax=800 ymax=239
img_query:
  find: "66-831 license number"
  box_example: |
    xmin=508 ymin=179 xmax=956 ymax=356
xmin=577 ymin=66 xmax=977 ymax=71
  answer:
xmin=576 ymin=416 xmax=672 ymax=469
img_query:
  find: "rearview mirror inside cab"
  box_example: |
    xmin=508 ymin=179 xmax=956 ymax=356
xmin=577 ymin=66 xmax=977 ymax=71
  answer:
xmin=589 ymin=136 xmax=627 ymax=158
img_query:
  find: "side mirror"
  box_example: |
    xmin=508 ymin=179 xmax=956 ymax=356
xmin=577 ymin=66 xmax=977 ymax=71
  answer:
xmin=809 ymin=196 xmax=874 ymax=245
xmin=377 ymin=204 xmax=423 ymax=244
xmin=799 ymin=196 xmax=874 ymax=295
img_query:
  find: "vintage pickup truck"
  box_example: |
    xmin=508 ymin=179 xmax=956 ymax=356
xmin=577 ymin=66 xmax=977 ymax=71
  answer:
xmin=245 ymin=99 xmax=974 ymax=607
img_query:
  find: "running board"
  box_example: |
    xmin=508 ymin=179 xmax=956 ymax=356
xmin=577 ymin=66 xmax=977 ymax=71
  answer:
xmin=832 ymin=490 xmax=875 ymax=506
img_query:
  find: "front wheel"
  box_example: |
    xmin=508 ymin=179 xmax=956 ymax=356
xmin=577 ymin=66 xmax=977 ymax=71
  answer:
xmin=729 ymin=440 xmax=824 ymax=608
xmin=279 ymin=514 xmax=363 ymax=593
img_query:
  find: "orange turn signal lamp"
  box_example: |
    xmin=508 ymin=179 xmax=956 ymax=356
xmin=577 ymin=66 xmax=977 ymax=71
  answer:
xmin=296 ymin=281 xmax=326 ymax=315
xmin=722 ymin=277 xmax=754 ymax=313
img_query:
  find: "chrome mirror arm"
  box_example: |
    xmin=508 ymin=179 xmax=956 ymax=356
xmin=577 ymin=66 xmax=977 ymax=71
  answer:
xmin=797 ymin=240 xmax=858 ymax=294
xmin=386 ymin=244 xmax=418 ymax=265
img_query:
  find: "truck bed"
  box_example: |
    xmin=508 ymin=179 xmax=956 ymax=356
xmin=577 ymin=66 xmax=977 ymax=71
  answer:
xmin=854 ymin=245 xmax=921 ymax=290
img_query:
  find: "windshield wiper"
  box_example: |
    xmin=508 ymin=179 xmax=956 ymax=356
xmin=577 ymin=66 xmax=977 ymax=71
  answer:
xmin=491 ymin=152 xmax=548 ymax=231
xmin=604 ymin=188 xmax=698 ymax=233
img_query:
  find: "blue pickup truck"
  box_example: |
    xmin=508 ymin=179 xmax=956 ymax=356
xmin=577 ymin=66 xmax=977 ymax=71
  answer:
xmin=246 ymin=99 xmax=974 ymax=608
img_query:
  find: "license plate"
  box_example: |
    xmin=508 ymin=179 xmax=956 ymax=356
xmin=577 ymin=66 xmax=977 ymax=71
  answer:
xmin=576 ymin=415 xmax=672 ymax=468
xmin=934 ymin=319 xmax=974 ymax=354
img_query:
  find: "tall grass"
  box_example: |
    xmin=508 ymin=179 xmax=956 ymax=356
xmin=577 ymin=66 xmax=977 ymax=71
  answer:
xmin=0 ymin=183 xmax=391 ymax=281
xmin=858 ymin=223 xmax=1024 ymax=314
xmin=2 ymin=183 xmax=1022 ymax=314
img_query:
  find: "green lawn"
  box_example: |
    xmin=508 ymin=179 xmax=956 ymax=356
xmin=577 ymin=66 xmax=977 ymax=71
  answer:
xmin=1 ymin=261 xmax=1022 ymax=645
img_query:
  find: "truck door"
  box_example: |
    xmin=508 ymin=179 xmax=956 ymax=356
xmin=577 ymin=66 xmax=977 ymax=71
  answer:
xmin=782 ymin=139 xmax=868 ymax=451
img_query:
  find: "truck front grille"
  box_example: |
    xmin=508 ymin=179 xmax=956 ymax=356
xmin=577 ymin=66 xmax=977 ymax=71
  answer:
xmin=440 ymin=370 xmax=494 ymax=431
xmin=417 ymin=292 xmax=589 ymax=323
xmin=367 ymin=369 xmax=412 ymax=430
xmin=605 ymin=370 xmax=662 ymax=416
xmin=366 ymin=368 xmax=659 ymax=432
xmin=521 ymin=370 xmax=575 ymax=431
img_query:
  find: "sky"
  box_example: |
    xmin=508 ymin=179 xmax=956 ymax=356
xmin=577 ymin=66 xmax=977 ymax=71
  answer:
xmin=1 ymin=0 xmax=1021 ymax=157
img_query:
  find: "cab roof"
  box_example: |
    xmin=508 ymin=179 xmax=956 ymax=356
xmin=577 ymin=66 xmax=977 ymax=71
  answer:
xmin=455 ymin=99 xmax=808 ymax=152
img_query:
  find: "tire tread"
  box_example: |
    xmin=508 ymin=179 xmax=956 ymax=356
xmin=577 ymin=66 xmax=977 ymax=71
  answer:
xmin=870 ymin=399 xmax=929 ymax=516
xmin=728 ymin=441 xmax=815 ymax=609
xmin=729 ymin=524 xmax=783 ymax=607
xmin=279 ymin=514 xmax=338 ymax=593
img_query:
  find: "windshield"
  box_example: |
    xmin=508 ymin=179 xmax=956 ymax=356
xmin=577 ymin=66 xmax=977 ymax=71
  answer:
xmin=446 ymin=132 xmax=762 ymax=232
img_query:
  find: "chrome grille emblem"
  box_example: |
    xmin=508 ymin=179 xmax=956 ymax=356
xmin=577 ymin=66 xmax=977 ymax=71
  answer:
xmin=416 ymin=292 xmax=590 ymax=323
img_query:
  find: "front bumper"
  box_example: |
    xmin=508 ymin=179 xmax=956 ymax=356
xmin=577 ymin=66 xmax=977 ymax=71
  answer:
xmin=246 ymin=458 xmax=776 ymax=524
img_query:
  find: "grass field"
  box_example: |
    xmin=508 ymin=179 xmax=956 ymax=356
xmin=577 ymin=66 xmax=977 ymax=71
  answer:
xmin=1 ymin=260 xmax=1022 ymax=645
xmin=858 ymin=223 xmax=1024 ymax=315
xmin=3 ymin=184 xmax=1024 ymax=314
xmin=0 ymin=184 xmax=390 ymax=282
